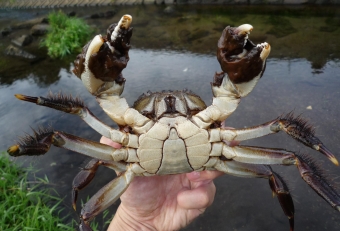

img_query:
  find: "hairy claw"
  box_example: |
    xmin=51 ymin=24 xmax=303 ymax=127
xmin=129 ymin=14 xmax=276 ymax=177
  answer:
xmin=278 ymin=113 xmax=339 ymax=165
xmin=296 ymin=153 xmax=340 ymax=211
xmin=15 ymin=92 xmax=84 ymax=114
xmin=7 ymin=127 xmax=54 ymax=157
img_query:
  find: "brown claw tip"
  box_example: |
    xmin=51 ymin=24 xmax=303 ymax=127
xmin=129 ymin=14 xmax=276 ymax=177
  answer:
xmin=72 ymin=203 xmax=77 ymax=211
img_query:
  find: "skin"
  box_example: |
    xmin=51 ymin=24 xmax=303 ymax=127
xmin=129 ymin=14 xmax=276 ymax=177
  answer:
xmin=101 ymin=126 xmax=238 ymax=231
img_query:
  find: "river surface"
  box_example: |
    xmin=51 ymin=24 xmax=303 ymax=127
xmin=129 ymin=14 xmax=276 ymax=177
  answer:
xmin=1 ymin=5 xmax=340 ymax=231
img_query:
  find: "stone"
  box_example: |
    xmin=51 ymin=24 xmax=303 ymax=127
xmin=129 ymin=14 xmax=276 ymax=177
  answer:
xmin=164 ymin=6 xmax=176 ymax=14
xmin=1 ymin=27 xmax=12 ymax=36
xmin=11 ymin=35 xmax=33 ymax=47
xmin=4 ymin=45 xmax=36 ymax=59
xmin=13 ymin=17 xmax=48 ymax=29
xmin=90 ymin=10 xmax=116 ymax=19
xmin=30 ymin=24 xmax=50 ymax=36
xmin=143 ymin=0 xmax=155 ymax=3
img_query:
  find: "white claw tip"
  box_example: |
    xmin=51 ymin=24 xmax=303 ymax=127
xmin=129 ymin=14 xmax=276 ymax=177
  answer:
xmin=121 ymin=14 xmax=132 ymax=29
xmin=259 ymin=42 xmax=271 ymax=60
xmin=236 ymin=24 xmax=253 ymax=35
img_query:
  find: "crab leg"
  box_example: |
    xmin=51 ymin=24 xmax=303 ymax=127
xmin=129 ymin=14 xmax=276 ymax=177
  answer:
xmin=219 ymin=113 xmax=339 ymax=165
xmin=72 ymin=158 xmax=127 ymax=211
xmin=211 ymin=159 xmax=295 ymax=231
xmin=14 ymin=93 xmax=138 ymax=148
xmin=79 ymin=164 xmax=136 ymax=231
xmin=7 ymin=128 xmax=138 ymax=162
xmin=221 ymin=145 xmax=296 ymax=165
xmin=217 ymin=144 xmax=340 ymax=213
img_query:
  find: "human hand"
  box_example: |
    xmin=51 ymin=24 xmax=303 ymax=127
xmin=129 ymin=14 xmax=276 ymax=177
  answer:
xmin=100 ymin=136 xmax=222 ymax=231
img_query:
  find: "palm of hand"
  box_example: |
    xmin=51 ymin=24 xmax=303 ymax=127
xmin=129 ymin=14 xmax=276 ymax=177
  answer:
xmin=117 ymin=173 xmax=213 ymax=230
xmin=101 ymin=136 xmax=222 ymax=231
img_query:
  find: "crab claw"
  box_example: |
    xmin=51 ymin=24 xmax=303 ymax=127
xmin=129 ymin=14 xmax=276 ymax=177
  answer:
xmin=217 ymin=24 xmax=270 ymax=87
xmin=277 ymin=113 xmax=339 ymax=166
xmin=73 ymin=15 xmax=133 ymax=95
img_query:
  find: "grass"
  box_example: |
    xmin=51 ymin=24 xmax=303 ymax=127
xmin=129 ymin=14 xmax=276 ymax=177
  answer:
xmin=0 ymin=152 xmax=73 ymax=231
xmin=41 ymin=11 xmax=92 ymax=59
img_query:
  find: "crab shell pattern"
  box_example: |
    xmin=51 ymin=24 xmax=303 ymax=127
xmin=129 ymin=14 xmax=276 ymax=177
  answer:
xmin=8 ymin=15 xmax=340 ymax=231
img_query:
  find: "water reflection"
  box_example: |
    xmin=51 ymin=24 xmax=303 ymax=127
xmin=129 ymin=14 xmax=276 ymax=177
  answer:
xmin=1 ymin=5 xmax=340 ymax=231
xmin=1 ymin=5 xmax=340 ymax=86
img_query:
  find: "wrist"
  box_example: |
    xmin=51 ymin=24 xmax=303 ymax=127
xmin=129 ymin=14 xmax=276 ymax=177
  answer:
xmin=108 ymin=205 xmax=157 ymax=231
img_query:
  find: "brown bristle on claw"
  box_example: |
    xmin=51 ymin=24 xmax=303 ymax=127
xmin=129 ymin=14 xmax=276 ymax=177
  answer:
xmin=280 ymin=112 xmax=315 ymax=136
xmin=46 ymin=92 xmax=84 ymax=108
xmin=18 ymin=126 xmax=54 ymax=146
xmin=296 ymin=153 xmax=338 ymax=191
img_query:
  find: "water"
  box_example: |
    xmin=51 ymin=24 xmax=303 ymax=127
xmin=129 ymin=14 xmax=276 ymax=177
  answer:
xmin=1 ymin=5 xmax=340 ymax=231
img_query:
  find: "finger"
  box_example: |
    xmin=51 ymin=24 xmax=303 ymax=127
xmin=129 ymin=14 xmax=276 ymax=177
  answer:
xmin=177 ymin=181 xmax=216 ymax=209
xmin=186 ymin=170 xmax=224 ymax=182
xmin=100 ymin=136 xmax=122 ymax=149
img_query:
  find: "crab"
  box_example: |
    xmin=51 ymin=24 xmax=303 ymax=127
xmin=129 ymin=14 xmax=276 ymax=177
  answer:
xmin=7 ymin=14 xmax=340 ymax=231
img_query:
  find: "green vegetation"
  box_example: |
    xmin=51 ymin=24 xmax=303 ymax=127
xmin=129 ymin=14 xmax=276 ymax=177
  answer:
xmin=41 ymin=11 xmax=92 ymax=58
xmin=0 ymin=152 xmax=73 ymax=230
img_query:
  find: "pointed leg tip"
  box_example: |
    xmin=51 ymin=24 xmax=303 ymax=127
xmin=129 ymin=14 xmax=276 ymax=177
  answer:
xmin=7 ymin=145 xmax=20 ymax=156
xmin=79 ymin=219 xmax=93 ymax=231
xmin=14 ymin=94 xmax=37 ymax=103
xmin=331 ymin=157 xmax=339 ymax=166
xmin=72 ymin=203 xmax=77 ymax=211
xmin=15 ymin=94 xmax=26 ymax=100
xmin=318 ymin=145 xmax=338 ymax=166
xmin=289 ymin=216 xmax=294 ymax=231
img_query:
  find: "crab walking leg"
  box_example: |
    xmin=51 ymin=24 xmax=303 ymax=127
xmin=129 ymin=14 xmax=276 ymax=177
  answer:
xmin=7 ymin=129 xmax=138 ymax=162
xmin=219 ymin=113 xmax=339 ymax=165
xmin=14 ymin=93 xmax=138 ymax=148
xmin=210 ymin=159 xmax=295 ymax=231
xmin=295 ymin=154 xmax=340 ymax=212
xmin=221 ymin=145 xmax=297 ymax=165
xmin=79 ymin=165 xmax=136 ymax=231
xmin=213 ymin=143 xmax=340 ymax=213
xmin=72 ymin=159 xmax=127 ymax=211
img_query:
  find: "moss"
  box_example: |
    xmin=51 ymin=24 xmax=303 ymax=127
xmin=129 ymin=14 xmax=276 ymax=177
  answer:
xmin=41 ymin=11 xmax=93 ymax=59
